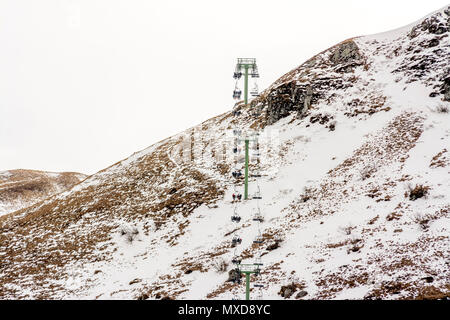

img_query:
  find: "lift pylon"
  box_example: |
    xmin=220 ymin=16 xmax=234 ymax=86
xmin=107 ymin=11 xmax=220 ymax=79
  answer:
xmin=236 ymin=263 xmax=262 ymax=300
xmin=229 ymin=58 xmax=263 ymax=301
xmin=233 ymin=58 xmax=259 ymax=199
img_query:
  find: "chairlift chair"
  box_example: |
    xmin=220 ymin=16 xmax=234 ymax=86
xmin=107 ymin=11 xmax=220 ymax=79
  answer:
xmin=232 ymin=170 xmax=243 ymax=178
xmin=232 ymin=269 xmax=242 ymax=284
xmin=233 ymin=129 xmax=242 ymax=136
xmin=232 ymin=235 xmax=242 ymax=246
xmin=252 ymin=213 xmax=264 ymax=223
xmin=252 ymin=185 xmax=262 ymax=198
xmin=250 ymin=83 xmax=259 ymax=97
xmin=231 ymin=215 xmax=241 ymax=223
xmin=253 ymin=235 xmax=264 ymax=244
xmin=254 ymin=267 xmax=261 ymax=276
xmin=233 ymin=170 xmax=242 ymax=178
xmin=254 ymin=256 xmax=263 ymax=266
xmin=233 ymin=89 xmax=242 ymax=100
xmin=251 ymin=65 xmax=259 ymax=78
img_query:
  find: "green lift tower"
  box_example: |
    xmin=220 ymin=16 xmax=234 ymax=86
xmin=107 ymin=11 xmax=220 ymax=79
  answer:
xmin=233 ymin=58 xmax=259 ymax=200
xmin=236 ymin=263 xmax=262 ymax=300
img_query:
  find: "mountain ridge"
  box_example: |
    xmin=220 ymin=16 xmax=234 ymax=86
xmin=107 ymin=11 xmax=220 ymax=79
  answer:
xmin=0 ymin=169 xmax=87 ymax=217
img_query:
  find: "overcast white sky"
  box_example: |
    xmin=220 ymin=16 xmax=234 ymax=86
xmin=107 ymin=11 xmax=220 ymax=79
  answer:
xmin=0 ymin=0 xmax=448 ymax=175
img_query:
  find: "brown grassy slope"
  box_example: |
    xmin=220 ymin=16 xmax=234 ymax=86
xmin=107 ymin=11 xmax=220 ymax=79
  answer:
xmin=0 ymin=113 xmax=237 ymax=298
xmin=0 ymin=169 xmax=87 ymax=215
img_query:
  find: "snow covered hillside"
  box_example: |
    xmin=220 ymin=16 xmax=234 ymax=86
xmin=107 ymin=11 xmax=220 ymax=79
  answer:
xmin=0 ymin=169 xmax=87 ymax=217
xmin=0 ymin=6 xmax=448 ymax=300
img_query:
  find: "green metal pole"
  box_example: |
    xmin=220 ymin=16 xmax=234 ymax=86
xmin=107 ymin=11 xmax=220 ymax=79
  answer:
xmin=244 ymin=65 xmax=249 ymax=105
xmin=245 ymin=272 xmax=250 ymax=300
xmin=244 ymin=139 xmax=249 ymax=200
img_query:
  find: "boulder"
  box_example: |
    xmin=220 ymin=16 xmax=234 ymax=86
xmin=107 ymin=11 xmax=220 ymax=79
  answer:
xmin=266 ymin=242 xmax=279 ymax=251
xmin=278 ymin=283 xmax=297 ymax=298
xmin=442 ymin=77 xmax=450 ymax=101
xmin=329 ymin=41 xmax=362 ymax=67
xmin=227 ymin=269 xmax=240 ymax=282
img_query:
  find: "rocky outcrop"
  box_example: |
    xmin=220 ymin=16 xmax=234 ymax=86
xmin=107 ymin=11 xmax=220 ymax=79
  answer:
xmin=227 ymin=269 xmax=241 ymax=282
xmin=265 ymin=82 xmax=317 ymax=125
xmin=408 ymin=13 xmax=449 ymax=38
xmin=263 ymin=40 xmax=363 ymax=126
xmin=442 ymin=77 xmax=450 ymax=101
xmin=329 ymin=40 xmax=363 ymax=72
xmin=265 ymin=76 xmax=353 ymax=125
xmin=394 ymin=9 xmax=449 ymax=100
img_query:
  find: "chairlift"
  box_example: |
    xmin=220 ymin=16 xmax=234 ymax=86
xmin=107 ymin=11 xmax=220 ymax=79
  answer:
xmin=254 ymin=283 xmax=264 ymax=300
xmin=253 ymin=235 xmax=264 ymax=244
xmin=250 ymin=83 xmax=259 ymax=96
xmin=232 ymin=170 xmax=243 ymax=178
xmin=231 ymin=268 xmax=242 ymax=284
xmin=231 ymin=235 xmax=242 ymax=246
xmin=252 ymin=185 xmax=262 ymax=198
xmin=251 ymin=65 xmax=259 ymax=78
xmin=231 ymin=215 xmax=241 ymax=223
xmin=233 ymin=89 xmax=242 ymax=100
xmin=233 ymin=72 xmax=242 ymax=79
xmin=254 ymin=256 xmax=263 ymax=266
xmin=252 ymin=213 xmax=264 ymax=223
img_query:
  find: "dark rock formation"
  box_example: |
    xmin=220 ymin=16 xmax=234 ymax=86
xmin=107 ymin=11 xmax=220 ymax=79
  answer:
xmin=279 ymin=283 xmax=296 ymax=298
xmin=409 ymin=14 xmax=449 ymax=38
xmin=442 ymin=77 xmax=450 ymax=101
xmin=227 ymin=269 xmax=241 ymax=282
xmin=296 ymin=290 xmax=308 ymax=298
xmin=263 ymin=41 xmax=363 ymax=126
xmin=329 ymin=40 xmax=363 ymax=72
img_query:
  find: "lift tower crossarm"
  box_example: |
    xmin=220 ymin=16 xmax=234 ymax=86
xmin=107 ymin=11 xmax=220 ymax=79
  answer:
xmin=237 ymin=263 xmax=262 ymax=300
